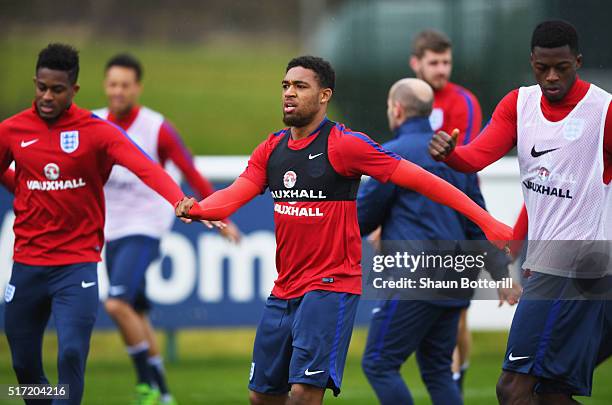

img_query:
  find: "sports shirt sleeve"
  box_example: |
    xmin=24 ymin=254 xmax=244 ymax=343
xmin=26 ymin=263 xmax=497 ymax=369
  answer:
xmin=453 ymin=89 xmax=483 ymax=145
xmin=0 ymin=168 xmax=15 ymax=193
xmin=100 ymin=122 xmax=184 ymax=205
xmin=445 ymin=90 xmax=519 ymax=172
xmin=239 ymin=136 xmax=274 ymax=193
xmin=388 ymin=159 xmax=512 ymax=249
xmin=328 ymin=129 xmax=401 ymax=182
xmin=157 ymin=120 xmax=215 ymax=199
xmin=463 ymin=174 xmax=487 ymax=241
xmin=187 ymin=177 xmax=261 ymax=220
xmin=0 ymin=123 xmax=14 ymax=175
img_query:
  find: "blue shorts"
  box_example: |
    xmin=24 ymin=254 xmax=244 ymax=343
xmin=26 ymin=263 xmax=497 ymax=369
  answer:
xmin=4 ymin=262 xmax=99 ymax=404
xmin=249 ymin=290 xmax=359 ymax=396
xmin=5 ymin=262 xmax=99 ymax=335
xmin=597 ymin=301 xmax=612 ymax=365
xmin=104 ymin=235 xmax=160 ymax=312
xmin=502 ymin=272 xmax=605 ymax=396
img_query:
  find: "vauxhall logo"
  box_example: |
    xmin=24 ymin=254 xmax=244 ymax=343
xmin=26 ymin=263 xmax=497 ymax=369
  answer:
xmin=270 ymin=189 xmax=327 ymax=199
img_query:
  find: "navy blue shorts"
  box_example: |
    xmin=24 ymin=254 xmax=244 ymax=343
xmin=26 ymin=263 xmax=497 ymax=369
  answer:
xmin=502 ymin=272 xmax=605 ymax=396
xmin=249 ymin=290 xmax=359 ymax=397
xmin=105 ymin=235 xmax=160 ymax=312
xmin=5 ymin=262 xmax=99 ymax=334
xmin=4 ymin=262 xmax=99 ymax=404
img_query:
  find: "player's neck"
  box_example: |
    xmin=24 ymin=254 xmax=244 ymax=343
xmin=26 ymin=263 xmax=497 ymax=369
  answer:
xmin=111 ymin=105 xmax=137 ymax=121
xmin=290 ymin=114 xmax=328 ymax=140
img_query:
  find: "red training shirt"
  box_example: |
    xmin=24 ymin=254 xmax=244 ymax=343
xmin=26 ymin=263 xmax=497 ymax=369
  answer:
xmin=240 ymin=121 xmax=401 ymax=299
xmin=431 ymin=82 xmax=482 ymax=145
xmin=0 ymin=103 xmax=184 ymax=266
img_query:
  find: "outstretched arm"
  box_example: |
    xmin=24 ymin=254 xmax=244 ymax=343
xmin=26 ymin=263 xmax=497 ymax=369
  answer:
xmin=102 ymin=122 xmax=184 ymax=205
xmin=0 ymin=168 xmax=15 ymax=193
xmin=388 ymin=159 xmax=512 ymax=249
xmin=177 ymin=177 xmax=261 ymax=221
xmin=158 ymin=121 xmax=215 ymax=199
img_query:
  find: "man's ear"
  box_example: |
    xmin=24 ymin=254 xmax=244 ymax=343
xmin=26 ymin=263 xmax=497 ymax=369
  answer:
xmin=409 ymin=56 xmax=420 ymax=74
xmin=72 ymin=84 xmax=80 ymax=95
xmin=393 ymin=100 xmax=403 ymax=120
xmin=321 ymin=88 xmax=333 ymax=104
xmin=575 ymin=53 xmax=583 ymax=70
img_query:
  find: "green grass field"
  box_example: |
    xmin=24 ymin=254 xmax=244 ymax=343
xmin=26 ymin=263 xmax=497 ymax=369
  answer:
xmin=1 ymin=328 xmax=611 ymax=404
xmin=1 ymin=37 xmax=299 ymax=155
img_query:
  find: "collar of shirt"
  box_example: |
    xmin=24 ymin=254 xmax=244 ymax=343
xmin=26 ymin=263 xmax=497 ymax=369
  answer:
xmin=540 ymin=76 xmax=589 ymax=121
xmin=107 ymin=105 xmax=141 ymax=130
xmin=287 ymin=116 xmax=329 ymax=149
xmin=394 ymin=116 xmax=432 ymax=138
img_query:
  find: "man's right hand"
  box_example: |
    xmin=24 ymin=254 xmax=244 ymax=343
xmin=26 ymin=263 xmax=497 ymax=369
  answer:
xmin=175 ymin=196 xmax=197 ymax=223
xmin=429 ymin=128 xmax=459 ymax=161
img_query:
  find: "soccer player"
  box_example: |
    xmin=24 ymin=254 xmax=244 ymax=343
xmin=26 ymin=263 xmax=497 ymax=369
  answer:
xmin=429 ymin=21 xmax=612 ymax=404
xmin=409 ymin=29 xmax=484 ymax=389
xmin=0 ymin=43 xmax=189 ymax=405
xmin=358 ymin=78 xmax=518 ymax=405
xmin=91 ymin=53 xmax=240 ymax=404
xmin=410 ymin=29 xmax=482 ymax=147
xmin=175 ymin=56 xmax=512 ymax=405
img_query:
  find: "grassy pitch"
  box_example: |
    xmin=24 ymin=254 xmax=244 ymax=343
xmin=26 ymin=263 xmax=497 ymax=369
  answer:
xmin=1 ymin=328 xmax=611 ymax=404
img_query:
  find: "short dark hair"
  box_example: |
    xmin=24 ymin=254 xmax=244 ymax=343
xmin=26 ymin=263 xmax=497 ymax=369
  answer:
xmin=411 ymin=30 xmax=452 ymax=58
xmin=36 ymin=43 xmax=80 ymax=84
xmin=286 ymin=56 xmax=335 ymax=91
xmin=105 ymin=53 xmax=143 ymax=81
xmin=531 ymin=20 xmax=579 ymax=55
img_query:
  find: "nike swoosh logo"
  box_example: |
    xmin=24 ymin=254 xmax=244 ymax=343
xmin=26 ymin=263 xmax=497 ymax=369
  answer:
xmin=531 ymin=145 xmax=559 ymax=158
xmin=508 ymin=353 xmax=530 ymax=361
xmin=308 ymin=153 xmax=323 ymax=160
xmin=81 ymin=281 xmax=97 ymax=289
xmin=21 ymin=139 xmax=39 ymax=148
xmin=304 ymin=369 xmax=325 ymax=376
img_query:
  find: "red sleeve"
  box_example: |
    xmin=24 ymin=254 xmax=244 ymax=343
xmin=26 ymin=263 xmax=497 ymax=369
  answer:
xmin=467 ymin=91 xmax=483 ymax=140
xmin=513 ymin=204 xmax=528 ymax=241
xmin=239 ymin=135 xmax=277 ymax=192
xmin=603 ymin=103 xmax=612 ymax=184
xmin=328 ymin=128 xmax=401 ymax=182
xmin=100 ymin=122 xmax=184 ymax=205
xmin=157 ymin=121 xmax=214 ymax=199
xmin=445 ymin=90 xmax=518 ymax=172
xmin=188 ymin=177 xmax=260 ymax=220
xmin=0 ymin=123 xmax=13 ymax=175
xmin=0 ymin=168 xmax=15 ymax=193
xmin=509 ymin=204 xmax=528 ymax=259
xmin=451 ymin=89 xmax=483 ymax=145
xmin=389 ymin=159 xmax=512 ymax=249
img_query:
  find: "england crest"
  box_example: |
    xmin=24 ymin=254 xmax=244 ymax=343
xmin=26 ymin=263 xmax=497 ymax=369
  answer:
xmin=429 ymin=108 xmax=444 ymax=132
xmin=563 ymin=118 xmax=584 ymax=141
xmin=60 ymin=131 xmax=79 ymax=153
xmin=4 ymin=283 xmax=15 ymax=303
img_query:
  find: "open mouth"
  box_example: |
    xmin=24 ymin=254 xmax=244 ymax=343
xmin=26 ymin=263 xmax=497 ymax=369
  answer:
xmin=284 ymin=102 xmax=297 ymax=114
